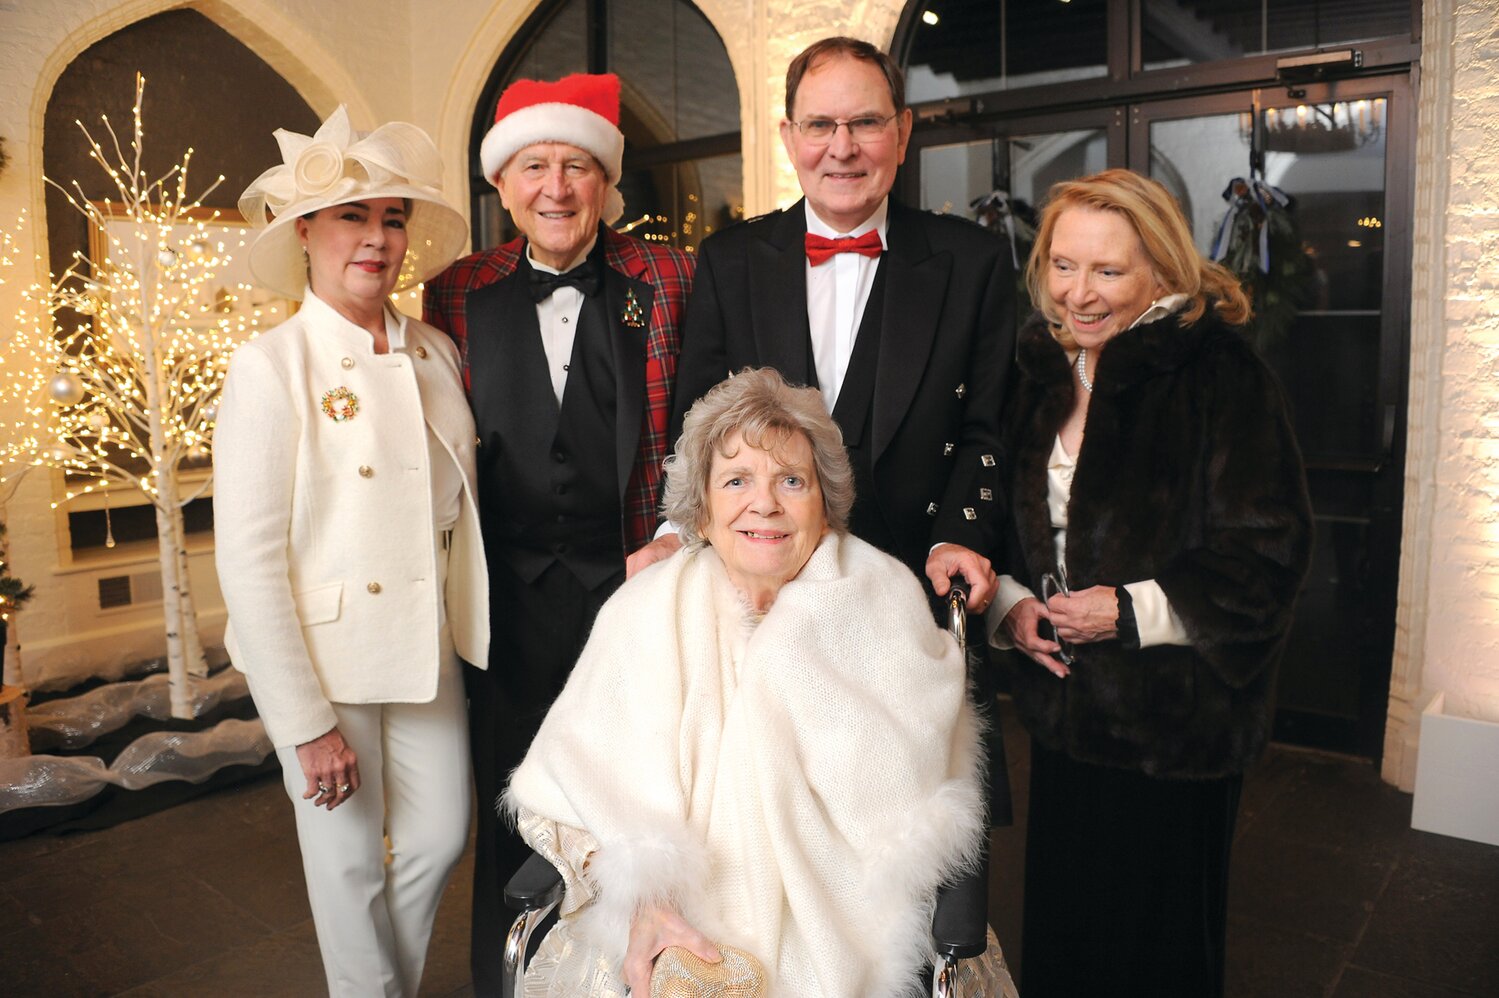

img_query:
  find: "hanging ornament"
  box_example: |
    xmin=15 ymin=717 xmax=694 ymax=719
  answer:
xmin=48 ymin=371 xmax=85 ymax=405
xmin=157 ymin=246 xmax=178 ymax=268
xmin=1209 ymin=176 xmax=1316 ymax=356
xmin=201 ymin=400 xmax=219 ymax=422
xmin=104 ymin=488 xmax=116 ymax=549
xmin=970 ymin=189 xmax=1036 ymax=271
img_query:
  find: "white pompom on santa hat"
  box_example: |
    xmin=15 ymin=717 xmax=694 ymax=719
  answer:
xmin=480 ymin=72 xmax=626 ymax=224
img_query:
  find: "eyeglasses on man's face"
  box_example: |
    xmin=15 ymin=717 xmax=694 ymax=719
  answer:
xmin=788 ymin=113 xmax=900 ymax=144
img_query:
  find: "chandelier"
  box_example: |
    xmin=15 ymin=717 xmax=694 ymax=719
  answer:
xmin=1239 ymin=98 xmax=1385 ymax=154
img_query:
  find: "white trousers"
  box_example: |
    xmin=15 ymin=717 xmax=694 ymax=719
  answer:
xmin=276 ymin=645 xmax=471 ymax=997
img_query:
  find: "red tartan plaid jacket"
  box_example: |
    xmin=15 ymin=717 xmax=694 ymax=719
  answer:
xmin=422 ymin=227 xmax=693 ymax=553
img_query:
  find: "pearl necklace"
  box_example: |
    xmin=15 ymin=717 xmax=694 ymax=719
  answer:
xmin=1076 ymin=347 xmax=1093 ymax=393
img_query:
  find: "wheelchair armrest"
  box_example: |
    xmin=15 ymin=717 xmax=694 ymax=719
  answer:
xmin=931 ymin=855 xmax=989 ymax=961
xmin=504 ymin=849 xmax=564 ymax=912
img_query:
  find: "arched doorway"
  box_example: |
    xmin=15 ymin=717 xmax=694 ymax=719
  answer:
xmin=468 ymin=0 xmax=743 ymax=255
xmin=43 ymin=8 xmax=317 ymax=563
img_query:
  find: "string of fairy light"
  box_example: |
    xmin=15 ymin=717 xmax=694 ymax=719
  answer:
xmin=0 ymin=75 xmax=265 ymax=545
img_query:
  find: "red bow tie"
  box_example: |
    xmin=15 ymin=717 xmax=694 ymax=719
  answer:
xmin=804 ymin=230 xmax=883 ymax=266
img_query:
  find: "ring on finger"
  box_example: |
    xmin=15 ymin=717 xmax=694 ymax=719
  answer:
xmin=317 ymin=782 xmax=331 ymax=793
xmin=337 ymin=783 xmax=351 ymax=794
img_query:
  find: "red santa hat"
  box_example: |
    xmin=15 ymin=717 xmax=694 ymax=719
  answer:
xmin=480 ymin=73 xmax=626 ymax=224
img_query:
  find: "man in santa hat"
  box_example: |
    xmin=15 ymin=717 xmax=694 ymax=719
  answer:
xmin=423 ymin=72 xmax=692 ymax=995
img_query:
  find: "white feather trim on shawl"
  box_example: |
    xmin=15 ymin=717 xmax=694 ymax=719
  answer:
xmin=505 ymin=533 xmax=986 ymax=996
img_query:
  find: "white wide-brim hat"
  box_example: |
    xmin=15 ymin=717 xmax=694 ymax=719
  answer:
xmin=239 ymin=106 xmax=469 ymax=299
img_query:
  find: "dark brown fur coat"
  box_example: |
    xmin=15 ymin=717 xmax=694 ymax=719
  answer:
xmin=1000 ymin=309 xmax=1313 ymax=779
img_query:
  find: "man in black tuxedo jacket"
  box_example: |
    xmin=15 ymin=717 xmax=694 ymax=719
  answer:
xmin=633 ymin=36 xmax=1015 ymax=821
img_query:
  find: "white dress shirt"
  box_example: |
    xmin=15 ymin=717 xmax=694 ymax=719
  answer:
xmin=528 ymin=237 xmax=599 ymax=406
xmin=804 ymin=199 xmax=889 ymax=411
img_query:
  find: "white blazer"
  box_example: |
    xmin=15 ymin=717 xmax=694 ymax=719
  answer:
xmin=214 ymin=292 xmax=489 ymax=748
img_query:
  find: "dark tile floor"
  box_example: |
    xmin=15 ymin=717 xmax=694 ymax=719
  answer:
xmin=3 ymin=701 xmax=1496 ymax=997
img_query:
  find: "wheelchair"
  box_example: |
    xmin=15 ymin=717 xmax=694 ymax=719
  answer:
xmin=501 ymin=585 xmax=993 ymax=997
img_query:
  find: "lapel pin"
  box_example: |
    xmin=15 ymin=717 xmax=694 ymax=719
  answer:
xmin=321 ymin=386 xmax=360 ymax=422
xmin=622 ymin=288 xmax=646 ymax=328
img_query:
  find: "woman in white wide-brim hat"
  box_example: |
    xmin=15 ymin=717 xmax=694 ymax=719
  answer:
xmin=213 ymin=106 xmax=488 ymax=997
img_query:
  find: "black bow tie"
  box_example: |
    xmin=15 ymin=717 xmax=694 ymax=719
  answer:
xmin=528 ymin=260 xmax=601 ymax=302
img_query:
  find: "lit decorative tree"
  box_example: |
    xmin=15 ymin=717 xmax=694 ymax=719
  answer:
xmin=0 ymin=76 xmax=261 ymax=718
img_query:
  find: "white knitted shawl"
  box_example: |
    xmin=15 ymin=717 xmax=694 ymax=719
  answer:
xmin=507 ymin=532 xmax=986 ymax=997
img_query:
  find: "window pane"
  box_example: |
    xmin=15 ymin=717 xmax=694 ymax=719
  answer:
xmin=68 ymin=496 xmax=213 ymax=552
xmin=919 ymin=128 xmax=1105 ymax=316
xmin=919 ymin=139 xmax=1003 ymax=215
xmin=1147 ymin=112 xmax=1254 ymax=252
xmin=918 ymin=129 xmax=1105 ymax=214
xmin=1009 ymin=129 xmax=1108 ymax=207
xmin=1143 ymin=0 xmax=1413 ymax=70
xmin=1265 ymin=0 xmax=1412 ymax=53
xmin=1263 ymin=99 xmax=1387 ymax=312
xmin=905 ymin=0 xmax=1107 ymax=103
xmin=610 ymin=0 xmax=737 ymax=142
xmin=508 ymin=0 xmax=588 ymax=81
xmin=1149 ymin=98 xmax=1389 ymax=460
xmin=618 ymin=152 xmax=744 ymax=255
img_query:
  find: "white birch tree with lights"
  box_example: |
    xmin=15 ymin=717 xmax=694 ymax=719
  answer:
xmin=0 ymin=77 xmax=264 ymax=719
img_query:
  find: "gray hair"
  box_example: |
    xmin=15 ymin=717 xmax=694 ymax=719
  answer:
xmin=662 ymin=368 xmax=854 ymax=545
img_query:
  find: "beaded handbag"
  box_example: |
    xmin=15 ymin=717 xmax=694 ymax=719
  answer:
xmin=648 ymin=944 xmax=768 ymax=997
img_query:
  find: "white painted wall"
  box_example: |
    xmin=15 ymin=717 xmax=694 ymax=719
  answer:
xmin=1386 ymin=0 xmax=1499 ymax=789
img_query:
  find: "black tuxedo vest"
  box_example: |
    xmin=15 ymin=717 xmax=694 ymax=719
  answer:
xmin=469 ymin=257 xmax=623 ymax=590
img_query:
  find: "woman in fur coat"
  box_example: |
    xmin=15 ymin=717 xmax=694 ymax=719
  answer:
xmin=986 ymin=169 xmax=1313 ymax=997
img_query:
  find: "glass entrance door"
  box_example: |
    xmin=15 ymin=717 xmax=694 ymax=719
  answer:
xmin=1131 ymin=77 xmax=1412 ymax=757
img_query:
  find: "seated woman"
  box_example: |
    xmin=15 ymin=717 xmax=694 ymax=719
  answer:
xmin=505 ymin=368 xmax=993 ymax=997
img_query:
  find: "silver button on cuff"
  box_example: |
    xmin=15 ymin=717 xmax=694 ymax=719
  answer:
xmin=980 ymin=488 xmax=993 ymax=501
xmin=963 ymin=507 xmax=977 ymax=520
xmin=981 ymin=454 xmax=996 ymax=467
